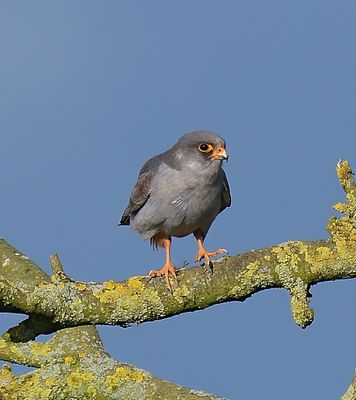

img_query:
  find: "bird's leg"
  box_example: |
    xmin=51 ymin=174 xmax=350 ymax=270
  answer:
xmin=148 ymin=237 xmax=177 ymax=290
xmin=194 ymin=231 xmax=227 ymax=267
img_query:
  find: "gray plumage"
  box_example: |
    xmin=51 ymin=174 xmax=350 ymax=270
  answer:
xmin=120 ymin=130 xmax=231 ymax=244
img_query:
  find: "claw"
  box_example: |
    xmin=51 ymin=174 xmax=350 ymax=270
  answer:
xmin=148 ymin=262 xmax=177 ymax=290
xmin=195 ymin=248 xmax=227 ymax=266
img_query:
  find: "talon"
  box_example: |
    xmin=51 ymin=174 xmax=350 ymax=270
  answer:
xmin=148 ymin=262 xmax=177 ymax=290
xmin=194 ymin=231 xmax=228 ymax=267
xmin=195 ymin=248 xmax=227 ymax=264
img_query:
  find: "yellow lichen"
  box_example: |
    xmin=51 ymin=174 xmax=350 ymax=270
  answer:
xmin=86 ymin=385 xmax=97 ymax=396
xmin=1 ymin=333 xmax=11 ymax=342
xmin=239 ymin=260 xmax=262 ymax=288
xmin=92 ymin=276 xmax=165 ymax=321
xmin=64 ymin=356 xmax=74 ymax=364
xmin=75 ymin=283 xmax=87 ymax=291
xmin=272 ymin=246 xmax=292 ymax=263
xmin=104 ymin=280 xmax=117 ymax=290
xmin=315 ymin=246 xmax=332 ymax=260
xmin=102 ymin=278 xmax=145 ymax=295
xmin=45 ymin=377 xmax=57 ymax=387
xmin=303 ymin=246 xmax=333 ymax=270
xmin=247 ymin=260 xmax=261 ymax=269
xmin=328 ymin=216 xmax=356 ymax=254
xmin=96 ymin=281 xmax=130 ymax=302
xmin=127 ymin=277 xmax=145 ymax=291
xmin=67 ymin=371 xmax=94 ymax=388
xmin=334 ymin=202 xmax=349 ymax=214
xmin=94 ymin=286 xmax=121 ymax=303
xmin=290 ymin=291 xmax=314 ymax=328
xmin=0 ymin=364 xmax=13 ymax=383
xmin=106 ymin=366 xmax=148 ymax=390
xmin=290 ymin=253 xmax=300 ymax=267
xmin=30 ymin=343 xmax=51 ymax=357
xmin=337 ymin=159 xmax=353 ymax=184
xmin=9 ymin=371 xmax=52 ymax=398
xmin=172 ymin=284 xmax=191 ymax=303
xmin=293 ymin=241 xmax=308 ymax=252
xmin=271 ymin=246 xmax=280 ymax=254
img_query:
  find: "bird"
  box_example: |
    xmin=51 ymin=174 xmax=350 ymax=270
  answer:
xmin=119 ymin=130 xmax=231 ymax=289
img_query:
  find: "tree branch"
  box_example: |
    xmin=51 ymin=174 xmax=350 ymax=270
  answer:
xmin=0 ymin=162 xmax=355 ymax=333
xmin=0 ymin=326 xmax=224 ymax=399
xmin=0 ymin=156 xmax=356 ymax=327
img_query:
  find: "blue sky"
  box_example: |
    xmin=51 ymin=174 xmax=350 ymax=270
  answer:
xmin=1 ymin=2 xmax=356 ymax=399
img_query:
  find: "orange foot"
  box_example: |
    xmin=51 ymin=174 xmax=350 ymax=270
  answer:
xmin=195 ymin=248 xmax=227 ymax=266
xmin=148 ymin=262 xmax=177 ymax=290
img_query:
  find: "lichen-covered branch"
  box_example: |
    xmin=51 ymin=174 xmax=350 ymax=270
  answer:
xmin=0 ymin=256 xmax=226 ymax=397
xmin=0 ymin=162 xmax=355 ymax=334
xmin=0 ymin=326 xmax=224 ymax=399
xmin=0 ymin=160 xmax=355 ymax=399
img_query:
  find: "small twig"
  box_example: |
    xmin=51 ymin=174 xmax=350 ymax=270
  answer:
xmin=337 ymin=159 xmax=356 ymax=198
xmin=50 ymin=253 xmax=71 ymax=282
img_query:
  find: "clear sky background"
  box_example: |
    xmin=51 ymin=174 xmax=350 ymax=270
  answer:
xmin=1 ymin=2 xmax=356 ymax=399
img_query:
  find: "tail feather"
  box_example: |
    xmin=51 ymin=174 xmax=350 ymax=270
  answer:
xmin=118 ymin=213 xmax=130 ymax=226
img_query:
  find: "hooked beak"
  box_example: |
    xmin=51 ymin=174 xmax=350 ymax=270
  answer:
xmin=209 ymin=146 xmax=228 ymax=161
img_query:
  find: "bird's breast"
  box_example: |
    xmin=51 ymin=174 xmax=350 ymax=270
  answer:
xmin=148 ymin=163 xmax=222 ymax=236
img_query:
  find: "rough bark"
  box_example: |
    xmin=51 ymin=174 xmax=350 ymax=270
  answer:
xmin=0 ymin=160 xmax=355 ymax=399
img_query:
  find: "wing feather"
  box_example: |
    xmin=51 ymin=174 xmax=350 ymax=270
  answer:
xmin=219 ymin=168 xmax=231 ymax=213
xmin=119 ymin=155 xmax=162 ymax=225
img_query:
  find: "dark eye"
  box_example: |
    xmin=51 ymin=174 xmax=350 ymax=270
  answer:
xmin=198 ymin=143 xmax=213 ymax=153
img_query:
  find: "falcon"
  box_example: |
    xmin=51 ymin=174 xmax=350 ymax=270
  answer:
xmin=119 ymin=131 xmax=231 ymax=289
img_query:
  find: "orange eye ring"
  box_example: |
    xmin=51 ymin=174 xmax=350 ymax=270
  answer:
xmin=198 ymin=143 xmax=214 ymax=153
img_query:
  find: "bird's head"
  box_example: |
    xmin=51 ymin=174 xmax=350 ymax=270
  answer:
xmin=172 ymin=131 xmax=228 ymax=167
